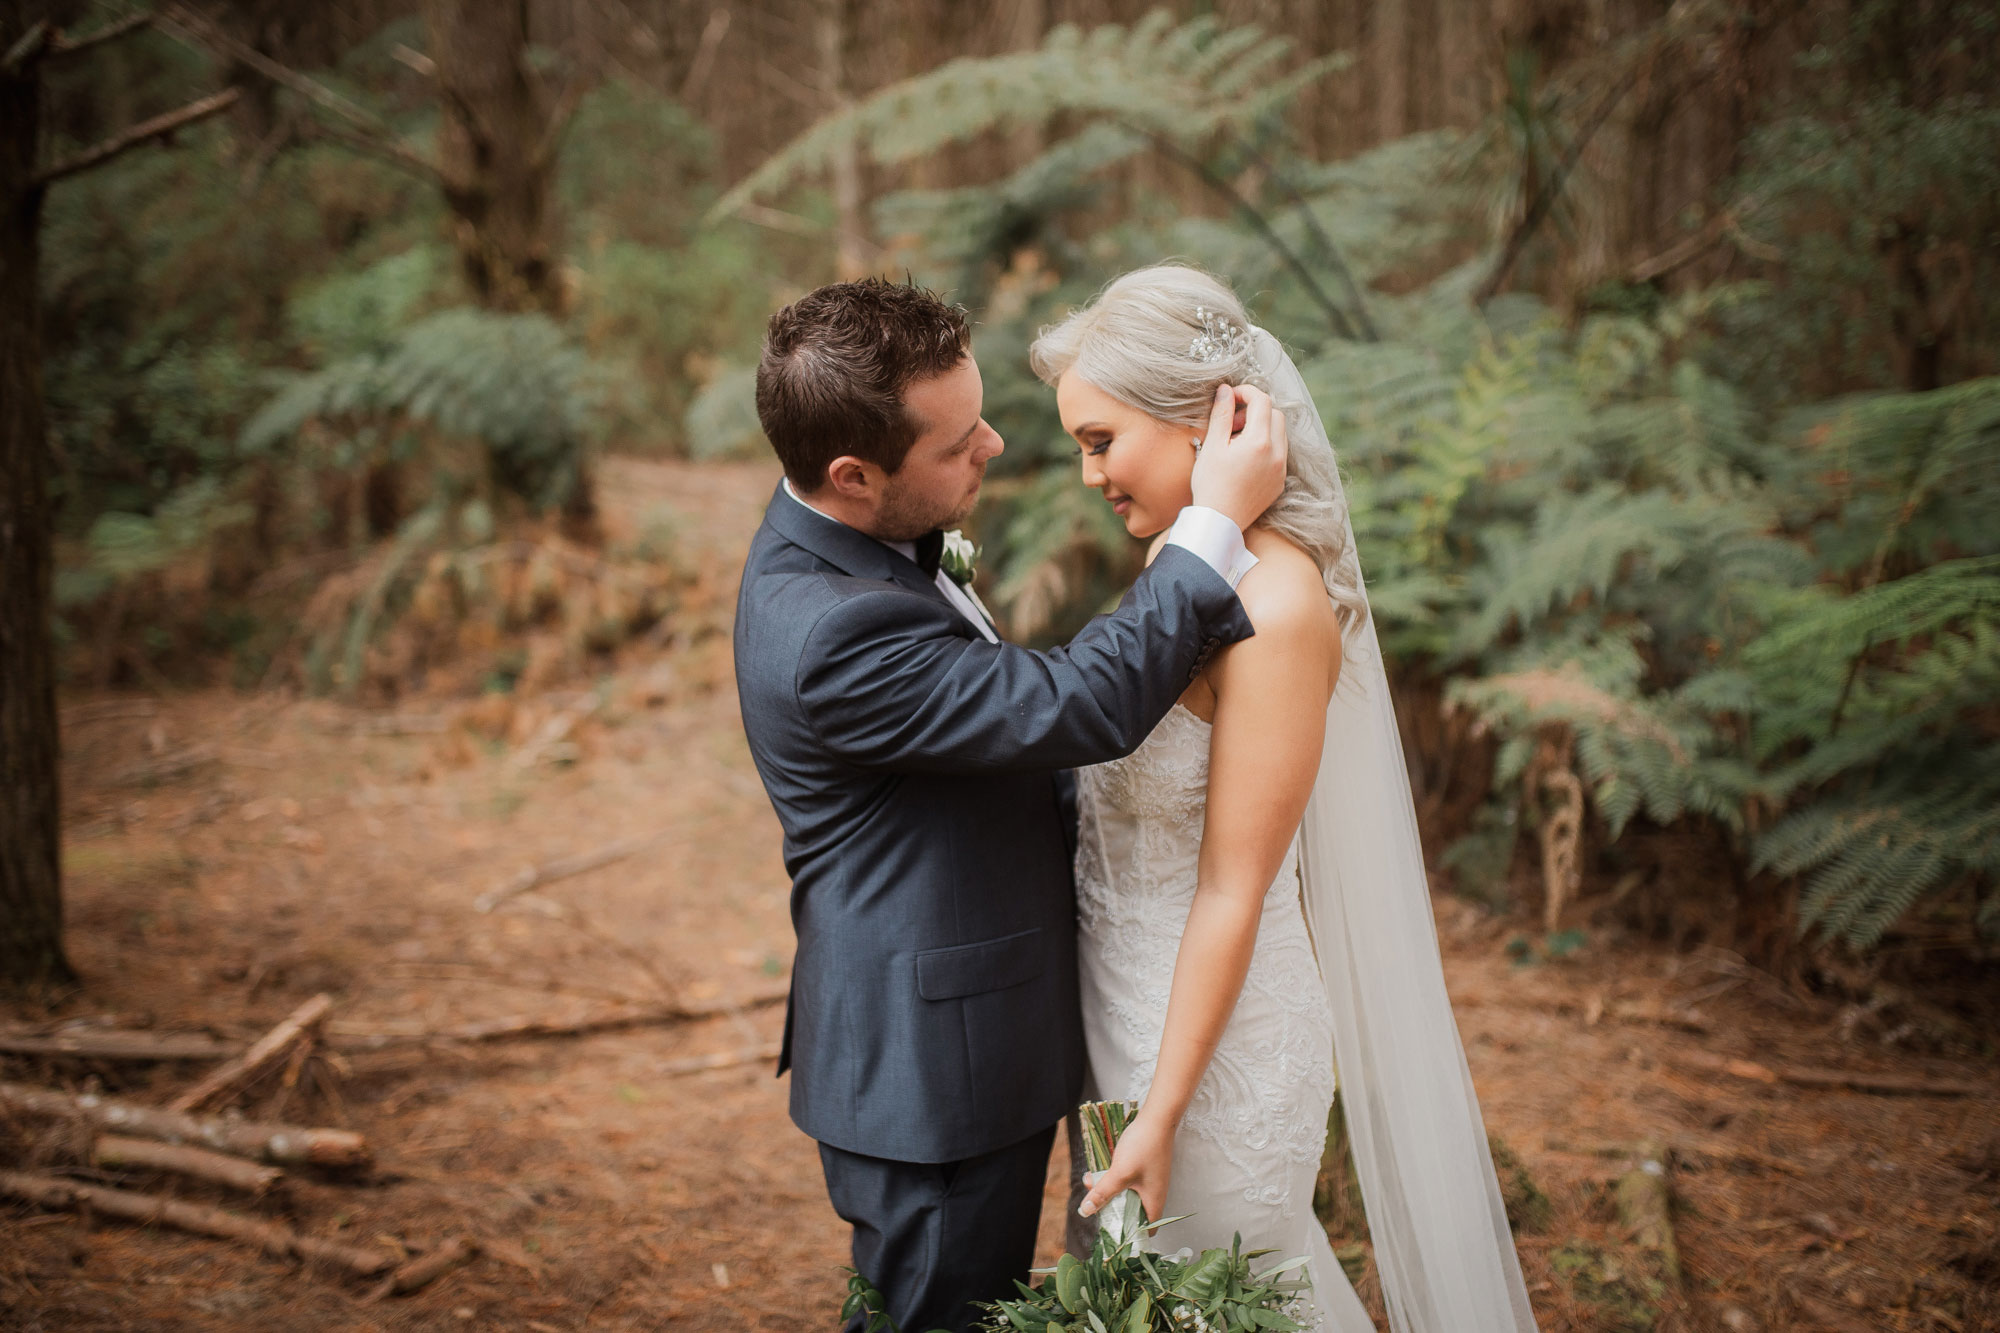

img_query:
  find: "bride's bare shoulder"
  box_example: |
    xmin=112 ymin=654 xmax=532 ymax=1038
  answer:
xmin=1229 ymin=530 xmax=1342 ymax=676
xmin=1238 ymin=531 xmax=1335 ymax=619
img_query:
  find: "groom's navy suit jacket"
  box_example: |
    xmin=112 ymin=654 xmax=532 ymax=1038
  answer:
xmin=734 ymin=483 xmax=1254 ymax=1164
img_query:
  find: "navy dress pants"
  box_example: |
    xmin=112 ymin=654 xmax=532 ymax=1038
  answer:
xmin=819 ymin=1121 xmax=1058 ymax=1333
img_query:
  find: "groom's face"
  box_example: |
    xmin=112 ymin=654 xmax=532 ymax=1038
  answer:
xmin=867 ymin=356 xmax=1004 ymax=541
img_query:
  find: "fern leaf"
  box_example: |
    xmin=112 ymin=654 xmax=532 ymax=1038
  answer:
xmin=709 ymin=16 xmax=1337 ymax=223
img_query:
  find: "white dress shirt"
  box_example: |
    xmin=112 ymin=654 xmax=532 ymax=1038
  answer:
xmin=780 ymin=479 xmax=1257 ymax=644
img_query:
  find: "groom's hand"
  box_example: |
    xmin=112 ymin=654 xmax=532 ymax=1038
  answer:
xmin=1189 ymin=383 xmax=1288 ymax=533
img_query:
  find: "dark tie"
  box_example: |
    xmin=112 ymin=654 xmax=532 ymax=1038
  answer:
xmin=913 ymin=529 xmax=945 ymax=578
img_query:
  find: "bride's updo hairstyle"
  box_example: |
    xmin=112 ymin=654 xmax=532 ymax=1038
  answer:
xmin=1029 ymin=263 xmax=1366 ymax=631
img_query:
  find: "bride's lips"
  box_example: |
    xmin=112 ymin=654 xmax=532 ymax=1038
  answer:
xmin=1105 ymin=491 xmax=1132 ymax=516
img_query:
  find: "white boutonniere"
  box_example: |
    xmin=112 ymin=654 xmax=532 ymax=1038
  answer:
xmin=940 ymin=530 xmax=978 ymax=588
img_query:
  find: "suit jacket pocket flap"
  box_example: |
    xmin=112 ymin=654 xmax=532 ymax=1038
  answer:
xmin=915 ymin=927 xmax=1045 ymax=1001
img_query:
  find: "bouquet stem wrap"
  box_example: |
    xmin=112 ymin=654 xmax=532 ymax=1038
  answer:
xmin=1078 ymin=1099 xmax=1145 ymax=1250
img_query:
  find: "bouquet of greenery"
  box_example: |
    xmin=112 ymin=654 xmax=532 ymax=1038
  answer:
xmin=976 ymin=1100 xmax=1312 ymax=1333
xmin=839 ymin=1102 xmax=1311 ymax=1333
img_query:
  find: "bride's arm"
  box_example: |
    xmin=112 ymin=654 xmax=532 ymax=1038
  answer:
xmin=1080 ymin=550 xmax=1340 ymax=1224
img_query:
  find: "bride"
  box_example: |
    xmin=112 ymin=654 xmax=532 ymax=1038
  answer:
xmin=1030 ymin=265 xmax=1540 ymax=1333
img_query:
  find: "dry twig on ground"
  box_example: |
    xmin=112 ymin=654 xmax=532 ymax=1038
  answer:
xmin=110 ymin=742 xmax=218 ymax=786
xmin=92 ymin=1134 xmax=284 ymax=1194
xmin=168 ymin=993 xmax=332 ymax=1114
xmin=502 ymin=698 xmax=601 ymax=773
xmin=326 ymin=983 xmax=788 ymax=1050
xmin=0 ymin=1030 xmax=238 ymax=1061
xmin=0 ymin=1171 xmax=390 ymax=1276
xmin=0 ymin=1083 xmax=370 ymax=1168
xmin=1677 ymin=1051 xmax=1991 ymax=1098
xmin=364 ymin=1234 xmax=481 ymax=1300
xmin=474 ymin=834 xmax=662 ymax=913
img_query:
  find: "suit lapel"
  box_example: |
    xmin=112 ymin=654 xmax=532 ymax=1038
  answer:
xmin=760 ymin=482 xmax=952 ymax=607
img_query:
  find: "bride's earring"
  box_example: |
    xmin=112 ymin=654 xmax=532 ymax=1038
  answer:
xmin=1189 ymin=436 xmax=1203 ymax=453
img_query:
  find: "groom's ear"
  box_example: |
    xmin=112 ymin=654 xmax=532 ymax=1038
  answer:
xmin=825 ymin=456 xmax=878 ymax=500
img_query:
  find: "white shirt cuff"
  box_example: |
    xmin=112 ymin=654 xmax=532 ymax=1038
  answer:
xmin=1166 ymin=506 xmax=1259 ymax=589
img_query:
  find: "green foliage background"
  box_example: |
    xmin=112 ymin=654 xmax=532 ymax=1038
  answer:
xmin=38 ymin=10 xmax=2000 ymax=950
xmin=714 ymin=13 xmax=2000 ymax=951
xmin=40 ymin=22 xmax=793 ymax=689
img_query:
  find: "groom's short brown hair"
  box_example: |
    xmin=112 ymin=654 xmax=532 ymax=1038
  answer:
xmin=755 ymin=278 xmax=970 ymax=493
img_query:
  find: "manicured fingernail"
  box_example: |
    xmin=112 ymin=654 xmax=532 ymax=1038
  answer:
xmin=1078 ymin=1201 xmax=1096 ymax=1217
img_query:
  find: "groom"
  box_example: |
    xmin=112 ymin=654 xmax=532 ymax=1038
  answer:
xmin=733 ymin=278 xmax=1283 ymax=1332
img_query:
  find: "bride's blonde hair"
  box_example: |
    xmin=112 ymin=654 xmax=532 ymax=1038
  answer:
xmin=1029 ymin=263 xmax=1366 ymax=630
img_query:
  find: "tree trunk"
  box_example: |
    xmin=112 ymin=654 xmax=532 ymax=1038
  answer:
xmin=0 ymin=1 xmax=76 ymax=995
xmin=816 ymin=0 xmax=870 ymax=280
xmin=423 ymin=0 xmax=563 ymax=314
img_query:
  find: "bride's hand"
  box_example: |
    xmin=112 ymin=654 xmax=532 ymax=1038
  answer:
xmin=1077 ymin=1108 xmax=1176 ymax=1226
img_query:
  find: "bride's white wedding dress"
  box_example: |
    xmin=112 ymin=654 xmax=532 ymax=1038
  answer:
xmin=1076 ymin=702 xmax=1376 ymax=1332
xmin=1062 ymin=320 xmax=1537 ymax=1333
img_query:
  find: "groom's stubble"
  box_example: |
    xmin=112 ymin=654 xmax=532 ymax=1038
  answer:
xmin=868 ymin=457 xmax=989 ymax=542
xmin=853 ymin=355 xmax=1002 ymax=543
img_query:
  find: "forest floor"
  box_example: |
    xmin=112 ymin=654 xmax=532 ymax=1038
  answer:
xmin=3 ymin=456 xmax=1998 ymax=1333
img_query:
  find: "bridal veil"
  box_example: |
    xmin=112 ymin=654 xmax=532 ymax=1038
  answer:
xmin=1253 ymin=327 xmax=1541 ymax=1333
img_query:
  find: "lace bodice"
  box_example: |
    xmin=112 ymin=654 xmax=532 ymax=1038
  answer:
xmin=1074 ymin=704 xmax=1339 ymax=1227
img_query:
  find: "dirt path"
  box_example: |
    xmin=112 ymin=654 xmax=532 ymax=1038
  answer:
xmin=4 ymin=457 xmax=1996 ymax=1333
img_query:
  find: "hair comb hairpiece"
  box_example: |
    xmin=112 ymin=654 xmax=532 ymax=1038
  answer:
xmin=1187 ymin=307 xmax=1248 ymax=365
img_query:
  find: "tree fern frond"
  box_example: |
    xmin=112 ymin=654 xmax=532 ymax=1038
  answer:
xmin=1747 ymin=555 xmax=2000 ymax=670
xmin=1780 ymin=378 xmax=2000 ymax=575
xmin=84 ymin=477 xmax=253 ymax=582
xmin=240 ymin=308 xmax=600 ymax=511
xmin=708 ymin=16 xmax=1336 ymax=224
xmin=1455 ymin=486 xmax=1755 ymax=655
xmin=1449 ymin=657 xmax=1752 ymax=836
xmin=1757 ymin=751 xmax=2000 ymax=946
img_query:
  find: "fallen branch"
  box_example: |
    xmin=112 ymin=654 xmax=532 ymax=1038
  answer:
xmin=266 ymin=1036 xmax=316 ymax=1124
xmin=365 ymin=1234 xmax=480 ymax=1300
xmin=0 ymin=1171 xmax=390 ymax=1276
xmin=474 ymin=834 xmax=659 ymax=913
xmin=1669 ymin=1137 xmax=1807 ymax=1178
xmin=1678 ymin=1051 xmax=1990 ymax=1098
xmin=169 ymin=994 xmax=332 ymax=1114
xmin=502 ymin=695 xmax=605 ymax=774
xmin=1549 ymin=1133 xmax=1802 ymax=1178
xmin=513 ymin=894 xmax=685 ymax=1001
xmin=327 ymin=985 xmax=788 ymax=1050
xmin=345 ymin=712 xmax=451 ymax=736
xmin=94 ymin=1135 xmax=284 ymax=1194
xmin=1455 ymin=991 xmax=1710 ymax=1035
xmin=1613 ymin=1139 xmax=1681 ymax=1281
xmin=0 ymin=1030 xmax=238 ymax=1062
xmin=0 ymin=1084 xmax=370 ymax=1169
xmin=1587 ymin=996 xmax=1711 ymax=1035
xmin=34 ymin=89 xmax=243 ymax=188
xmin=59 ymin=698 xmax=159 ymax=724
xmin=110 ymin=741 xmax=219 ymax=787
xmin=661 ymin=1041 xmax=782 ymax=1077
